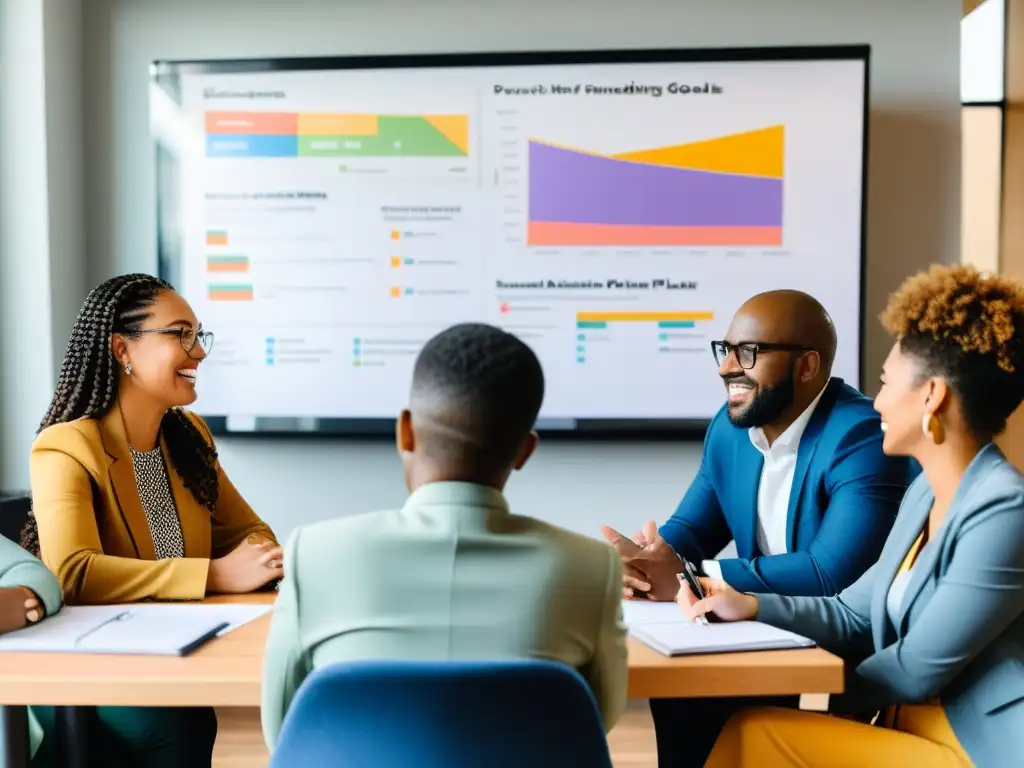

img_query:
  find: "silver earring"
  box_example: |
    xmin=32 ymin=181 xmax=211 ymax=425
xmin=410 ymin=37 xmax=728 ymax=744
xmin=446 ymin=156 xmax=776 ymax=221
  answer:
xmin=125 ymin=362 xmax=132 ymax=376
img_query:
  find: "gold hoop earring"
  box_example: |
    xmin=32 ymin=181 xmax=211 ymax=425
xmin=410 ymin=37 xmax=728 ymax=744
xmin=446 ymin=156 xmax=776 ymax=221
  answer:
xmin=921 ymin=412 xmax=945 ymax=444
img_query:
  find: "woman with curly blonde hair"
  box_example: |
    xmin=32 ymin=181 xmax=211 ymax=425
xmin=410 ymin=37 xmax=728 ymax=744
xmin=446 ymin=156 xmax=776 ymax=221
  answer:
xmin=676 ymin=264 xmax=1024 ymax=767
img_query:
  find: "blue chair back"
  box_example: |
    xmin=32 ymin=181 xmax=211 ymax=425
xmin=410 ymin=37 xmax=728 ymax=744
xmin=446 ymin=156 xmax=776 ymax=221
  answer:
xmin=268 ymin=659 xmax=614 ymax=767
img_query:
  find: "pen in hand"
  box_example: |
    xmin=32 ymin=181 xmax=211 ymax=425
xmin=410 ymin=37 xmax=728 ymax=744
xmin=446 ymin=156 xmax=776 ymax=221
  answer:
xmin=677 ymin=564 xmax=709 ymax=626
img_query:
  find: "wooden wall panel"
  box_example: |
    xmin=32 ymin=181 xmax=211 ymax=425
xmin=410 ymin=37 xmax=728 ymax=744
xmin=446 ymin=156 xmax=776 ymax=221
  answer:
xmin=999 ymin=2 xmax=1024 ymax=467
xmin=962 ymin=107 xmax=1003 ymax=273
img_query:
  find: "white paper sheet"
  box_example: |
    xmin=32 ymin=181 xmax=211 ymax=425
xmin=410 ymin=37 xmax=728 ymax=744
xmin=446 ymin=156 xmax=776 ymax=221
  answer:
xmin=0 ymin=603 xmax=272 ymax=655
xmin=622 ymin=599 xmax=815 ymax=656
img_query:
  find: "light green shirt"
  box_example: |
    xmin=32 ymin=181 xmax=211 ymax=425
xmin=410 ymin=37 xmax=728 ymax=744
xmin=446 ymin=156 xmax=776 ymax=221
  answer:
xmin=261 ymin=481 xmax=627 ymax=750
xmin=0 ymin=534 xmax=63 ymax=757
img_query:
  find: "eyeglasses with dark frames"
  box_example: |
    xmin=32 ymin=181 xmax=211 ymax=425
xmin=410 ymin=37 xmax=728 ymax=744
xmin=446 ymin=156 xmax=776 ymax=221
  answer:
xmin=137 ymin=326 xmax=214 ymax=359
xmin=710 ymin=340 xmax=814 ymax=370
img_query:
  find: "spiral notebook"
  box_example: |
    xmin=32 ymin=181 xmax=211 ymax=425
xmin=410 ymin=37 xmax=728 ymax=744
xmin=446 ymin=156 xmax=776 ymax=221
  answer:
xmin=622 ymin=600 xmax=815 ymax=657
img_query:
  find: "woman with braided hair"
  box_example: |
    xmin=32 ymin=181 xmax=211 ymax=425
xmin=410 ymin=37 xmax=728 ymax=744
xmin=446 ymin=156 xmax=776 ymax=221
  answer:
xmin=23 ymin=273 xmax=282 ymax=766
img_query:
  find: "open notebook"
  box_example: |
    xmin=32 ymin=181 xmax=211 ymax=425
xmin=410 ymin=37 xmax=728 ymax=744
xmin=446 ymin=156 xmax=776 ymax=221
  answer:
xmin=0 ymin=603 xmax=272 ymax=656
xmin=622 ymin=600 xmax=815 ymax=657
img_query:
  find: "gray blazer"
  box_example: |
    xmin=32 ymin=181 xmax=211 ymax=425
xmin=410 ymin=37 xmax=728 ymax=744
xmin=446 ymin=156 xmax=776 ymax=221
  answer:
xmin=758 ymin=443 xmax=1024 ymax=768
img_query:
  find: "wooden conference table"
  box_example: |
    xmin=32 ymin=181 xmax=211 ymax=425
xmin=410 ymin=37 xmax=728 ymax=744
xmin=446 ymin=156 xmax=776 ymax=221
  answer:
xmin=0 ymin=594 xmax=843 ymax=765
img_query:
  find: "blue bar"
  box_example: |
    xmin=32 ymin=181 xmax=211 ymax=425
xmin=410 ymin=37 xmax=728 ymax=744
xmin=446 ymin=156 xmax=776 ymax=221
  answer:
xmin=207 ymin=134 xmax=298 ymax=158
xmin=657 ymin=321 xmax=695 ymax=329
xmin=576 ymin=321 xmax=608 ymax=329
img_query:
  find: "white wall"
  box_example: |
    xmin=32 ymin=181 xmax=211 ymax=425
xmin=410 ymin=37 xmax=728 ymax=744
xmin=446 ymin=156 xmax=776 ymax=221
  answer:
xmin=18 ymin=0 xmax=954 ymax=541
xmin=0 ymin=0 xmax=86 ymax=491
xmin=0 ymin=0 xmax=50 ymax=489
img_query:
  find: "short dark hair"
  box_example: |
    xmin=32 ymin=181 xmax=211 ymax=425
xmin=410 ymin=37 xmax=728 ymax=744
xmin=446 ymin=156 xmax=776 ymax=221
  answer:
xmin=881 ymin=264 xmax=1024 ymax=440
xmin=409 ymin=323 xmax=544 ymax=477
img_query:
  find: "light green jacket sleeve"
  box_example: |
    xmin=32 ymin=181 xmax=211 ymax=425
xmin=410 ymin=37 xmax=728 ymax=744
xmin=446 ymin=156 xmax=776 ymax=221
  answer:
xmin=0 ymin=534 xmax=62 ymax=758
xmin=261 ymin=529 xmax=306 ymax=752
xmin=0 ymin=535 xmax=62 ymax=618
xmin=585 ymin=547 xmax=628 ymax=732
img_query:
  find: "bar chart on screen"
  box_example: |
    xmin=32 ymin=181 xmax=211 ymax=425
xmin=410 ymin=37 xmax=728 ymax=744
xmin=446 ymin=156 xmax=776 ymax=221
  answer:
xmin=573 ymin=310 xmax=714 ymax=365
xmin=203 ymin=111 xmax=474 ymax=183
xmin=205 ymin=111 xmax=470 ymax=158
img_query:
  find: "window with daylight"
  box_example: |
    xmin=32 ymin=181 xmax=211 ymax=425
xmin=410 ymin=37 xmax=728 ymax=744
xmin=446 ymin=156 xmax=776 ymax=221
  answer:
xmin=961 ymin=0 xmax=1005 ymax=273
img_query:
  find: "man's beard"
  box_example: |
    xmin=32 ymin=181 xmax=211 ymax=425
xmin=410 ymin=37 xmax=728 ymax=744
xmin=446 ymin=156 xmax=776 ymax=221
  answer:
xmin=726 ymin=365 xmax=796 ymax=428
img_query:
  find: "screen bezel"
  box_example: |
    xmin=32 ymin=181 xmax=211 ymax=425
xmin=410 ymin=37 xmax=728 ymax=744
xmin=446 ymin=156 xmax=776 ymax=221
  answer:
xmin=152 ymin=44 xmax=870 ymax=441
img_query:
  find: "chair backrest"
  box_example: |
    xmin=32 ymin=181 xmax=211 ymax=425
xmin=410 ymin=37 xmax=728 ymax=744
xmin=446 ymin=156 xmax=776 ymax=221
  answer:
xmin=268 ymin=659 xmax=614 ymax=768
xmin=0 ymin=493 xmax=30 ymax=545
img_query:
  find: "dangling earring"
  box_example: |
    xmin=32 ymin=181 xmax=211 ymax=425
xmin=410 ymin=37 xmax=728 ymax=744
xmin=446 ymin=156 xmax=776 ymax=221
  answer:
xmin=921 ymin=411 xmax=945 ymax=444
xmin=125 ymin=362 xmax=132 ymax=376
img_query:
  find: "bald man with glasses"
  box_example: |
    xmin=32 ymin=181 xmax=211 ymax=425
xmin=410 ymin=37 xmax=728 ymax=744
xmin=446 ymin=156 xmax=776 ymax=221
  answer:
xmin=601 ymin=290 xmax=917 ymax=767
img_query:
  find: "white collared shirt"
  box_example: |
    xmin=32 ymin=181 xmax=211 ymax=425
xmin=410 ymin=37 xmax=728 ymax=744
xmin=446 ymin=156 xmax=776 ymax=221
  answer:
xmin=702 ymin=380 xmax=830 ymax=582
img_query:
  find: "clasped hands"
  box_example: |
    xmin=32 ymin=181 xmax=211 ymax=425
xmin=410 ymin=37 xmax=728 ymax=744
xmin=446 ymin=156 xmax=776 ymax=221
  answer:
xmin=601 ymin=520 xmax=760 ymax=623
xmin=600 ymin=520 xmax=685 ymax=601
xmin=207 ymin=534 xmax=284 ymax=594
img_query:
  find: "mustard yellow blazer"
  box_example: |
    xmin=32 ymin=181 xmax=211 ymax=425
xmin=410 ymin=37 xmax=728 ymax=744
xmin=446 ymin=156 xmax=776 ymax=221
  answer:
xmin=29 ymin=406 xmax=276 ymax=604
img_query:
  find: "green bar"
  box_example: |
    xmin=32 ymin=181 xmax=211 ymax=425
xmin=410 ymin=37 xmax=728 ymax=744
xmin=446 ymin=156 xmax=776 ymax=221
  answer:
xmin=209 ymin=283 xmax=252 ymax=291
xmin=576 ymin=321 xmax=608 ymax=329
xmin=299 ymin=116 xmax=466 ymax=157
xmin=206 ymin=255 xmax=248 ymax=264
xmin=657 ymin=321 xmax=695 ymax=329
xmin=205 ymin=230 xmax=227 ymax=237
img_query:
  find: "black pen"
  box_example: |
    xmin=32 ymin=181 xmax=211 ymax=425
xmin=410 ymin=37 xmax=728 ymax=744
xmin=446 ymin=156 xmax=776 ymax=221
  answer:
xmin=680 ymin=559 xmax=709 ymax=625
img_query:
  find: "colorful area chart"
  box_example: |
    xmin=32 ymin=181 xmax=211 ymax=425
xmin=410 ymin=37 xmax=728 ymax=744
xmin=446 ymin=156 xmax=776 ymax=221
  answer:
xmin=205 ymin=112 xmax=469 ymax=158
xmin=527 ymin=126 xmax=784 ymax=247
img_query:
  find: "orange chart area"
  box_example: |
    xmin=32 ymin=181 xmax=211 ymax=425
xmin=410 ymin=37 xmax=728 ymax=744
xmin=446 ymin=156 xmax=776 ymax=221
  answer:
xmin=528 ymin=126 xmax=784 ymax=247
xmin=611 ymin=126 xmax=784 ymax=178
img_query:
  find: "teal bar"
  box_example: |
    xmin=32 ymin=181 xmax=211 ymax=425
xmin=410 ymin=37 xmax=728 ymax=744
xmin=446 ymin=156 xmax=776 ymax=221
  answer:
xmin=658 ymin=321 xmax=695 ymax=329
xmin=576 ymin=321 xmax=608 ymax=329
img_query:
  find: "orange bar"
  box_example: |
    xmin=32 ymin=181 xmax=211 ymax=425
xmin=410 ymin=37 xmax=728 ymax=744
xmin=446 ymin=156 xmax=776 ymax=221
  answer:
xmin=205 ymin=111 xmax=297 ymax=135
xmin=577 ymin=311 xmax=715 ymax=322
xmin=527 ymin=222 xmax=783 ymax=247
xmin=207 ymin=261 xmax=249 ymax=273
xmin=298 ymin=113 xmax=378 ymax=136
xmin=205 ymin=234 xmax=229 ymax=246
xmin=209 ymin=289 xmax=253 ymax=301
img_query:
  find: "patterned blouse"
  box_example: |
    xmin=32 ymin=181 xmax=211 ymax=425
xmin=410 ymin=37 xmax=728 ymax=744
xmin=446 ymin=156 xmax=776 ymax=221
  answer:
xmin=129 ymin=445 xmax=186 ymax=559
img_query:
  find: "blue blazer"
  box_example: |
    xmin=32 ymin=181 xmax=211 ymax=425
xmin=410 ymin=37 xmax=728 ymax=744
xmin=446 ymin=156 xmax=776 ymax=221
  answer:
xmin=660 ymin=378 xmax=917 ymax=596
xmin=758 ymin=443 xmax=1024 ymax=768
